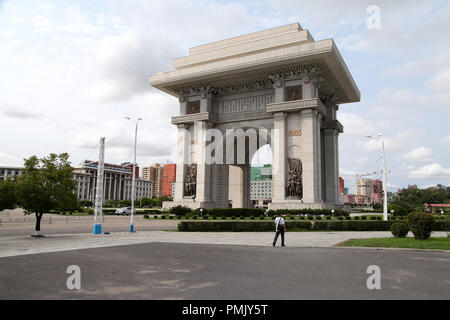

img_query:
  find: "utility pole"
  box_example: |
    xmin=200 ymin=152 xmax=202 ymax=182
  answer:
xmin=93 ymin=137 xmax=105 ymax=234
xmin=365 ymin=133 xmax=388 ymax=221
xmin=380 ymin=134 xmax=388 ymax=221
xmin=125 ymin=117 xmax=142 ymax=232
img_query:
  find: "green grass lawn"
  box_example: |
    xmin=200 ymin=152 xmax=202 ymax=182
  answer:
xmin=338 ymin=237 xmax=450 ymax=250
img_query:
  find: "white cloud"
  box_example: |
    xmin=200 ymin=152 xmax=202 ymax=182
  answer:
xmin=399 ymin=146 xmax=433 ymax=163
xmin=408 ymin=163 xmax=450 ymax=179
xmin=357 ymin=131 xmax=415 ymax=152
xmin=0 ymin=100 xmax=42 ymax=119
xmin=338 ymin=112 xmax=376 ymax=136
xmin=440 ymin=135 xmax=450 ymax=144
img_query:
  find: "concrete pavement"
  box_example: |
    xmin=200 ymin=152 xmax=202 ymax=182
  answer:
xmin=1 ymin=242 xmax=449 ymax=300
xmin=1 ymin=230 xmax=448 ymax=258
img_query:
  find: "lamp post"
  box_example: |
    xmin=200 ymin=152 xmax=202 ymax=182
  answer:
xmin=125 ymin=116 xmax=142 ymax=232
xmin=365 ymin=133 xmax=388 ymax=221
xmin=200 ymin=208 xmax=203 ymax=218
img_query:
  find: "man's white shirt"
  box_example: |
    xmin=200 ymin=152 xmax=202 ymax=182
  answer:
xmin=274 ymin=216 xmax=285 ymax=231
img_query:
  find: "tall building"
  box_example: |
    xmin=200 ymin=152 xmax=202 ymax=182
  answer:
xmin=251 ymin=164 xmax=272 ymax=181
xmin=250 ymin=164 xmax=272 ymax=208
xmin=162 ymin=164 xmax=176 ymax=198
xmin=339 ymin=177 xmax=345 ymax=194
xmin=142 ymin=163 xmax=164 ymax=197
xmin=356 ymin=178 xmax=374 ymax=196
xmin=371 ymin=179 xmax=383 ymax=203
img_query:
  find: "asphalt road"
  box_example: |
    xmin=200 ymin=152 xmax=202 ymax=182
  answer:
xmin=0 ymin=242 xmax=448 ymax=300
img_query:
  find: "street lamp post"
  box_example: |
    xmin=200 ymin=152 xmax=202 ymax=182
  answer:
xmin=125 ymin=116 xmax=142 ymax=232
xmin=365 ymin=133 xmax=388 ymax=221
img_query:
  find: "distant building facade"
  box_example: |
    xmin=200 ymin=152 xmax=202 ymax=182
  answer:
xmin=73 ymin=160 xmax=151 ymax=203
xmin=162 ymin=164 xmax=176 ymax=198
xmin=346 ymin=178 xmax=383 ymax=205
xmin=142 ymin=163 xmax=164 ymax=197
xmin=250 ymin=164 xmax=272 ymax=209
xmin=0 ymin=166 xmax=22 ymax=181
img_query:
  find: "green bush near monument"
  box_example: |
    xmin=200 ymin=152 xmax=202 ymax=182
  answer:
xmin=407 ymin=212 xmax=434 ymax=240
xmin=390 ymin=222 xmax=409 ymax=238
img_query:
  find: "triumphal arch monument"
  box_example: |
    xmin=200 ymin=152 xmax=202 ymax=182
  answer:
xmin=150 ymin=23 xmax=360 ymax=210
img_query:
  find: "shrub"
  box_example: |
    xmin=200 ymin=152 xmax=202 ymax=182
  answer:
xmin=176 ymin=216 xmax=182 ymax=219
xmin=345 ymin=216 xmax=351 ymax=220
xmin=353 ymin=216 xmax=360 ymax=220
xmin=169 ymin=216 xmax=174 ymax=220
xmin=388 ymin=204 xmax=408 ymax=216
xmin=192 ymin=216 xmax=198 ymax=220
xmin=169 ymin=205 xmax=192 ymax=216
xmin=298 ymin=216 xmax=305 ymax=220
xmin=307 ymin=215 xmax=313 ymax=220
xmin=370 ymin=216 xmax=377 ymax=220
xmin=154 ymin=215 xmax=158 ymax=219
xmin=161 ymin=215 xmax=166 ymax=219
xmin=407 ymin=212 xmax=433 ymax=240
xmin=391 ymin=222 xmax=409 ymax=238
xmin=337 ymin=216 xmax=343 ymax=220
xmin=143 ymin=214 xmax=149 ymax=219
xmin=315 ymin=216 xmax=322 ymax=220
xmin=361 ymin=216 xmax=367 ymax=220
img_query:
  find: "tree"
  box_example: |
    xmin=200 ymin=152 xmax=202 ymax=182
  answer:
xmin=15 ymin=153 xmax=77 ymax=237
xmin=78 ymin=200 xmax=93 ymax=208
xmin=0 ymin=178 xmax=17 ymax=211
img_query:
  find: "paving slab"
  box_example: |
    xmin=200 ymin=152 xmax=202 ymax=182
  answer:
xmin=0 ymin=230 xmax=448 ymax=258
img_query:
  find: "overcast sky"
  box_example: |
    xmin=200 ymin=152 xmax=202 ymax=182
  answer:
xmin=1 ymin=0 xmax=449 ymax=192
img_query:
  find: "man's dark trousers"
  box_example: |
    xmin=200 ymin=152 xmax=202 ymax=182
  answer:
xmin=273 ymin=229 xmax=285 ymax=246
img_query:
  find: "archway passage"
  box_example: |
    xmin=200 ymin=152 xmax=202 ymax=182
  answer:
xmin=150 ymin=23 xmax=360 ymax=210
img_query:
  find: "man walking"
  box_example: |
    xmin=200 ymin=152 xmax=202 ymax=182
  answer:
xmin=273 ymin=212 xmax=286 ymax=247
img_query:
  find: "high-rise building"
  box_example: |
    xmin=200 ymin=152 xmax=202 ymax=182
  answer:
xmin=356 ymin=178 xmax=374 ymax=196
xmin=251 ymin=164 xmax=272 ymax=181
xmin=162 ymin=164 xmax=176 ymax=198
xmin=371 ymin=179 xmax=383 ymax=203
xmin=142 ymin=163 xmax=164 ymax=197
xmin=339 ymin=177 xmax=345 ymax=194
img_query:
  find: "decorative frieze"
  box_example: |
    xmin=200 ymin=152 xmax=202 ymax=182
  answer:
xmin=266 ymin=98 xmax=327 ymax=116
xmin=171 ymin=112 xmax=213 ymax=125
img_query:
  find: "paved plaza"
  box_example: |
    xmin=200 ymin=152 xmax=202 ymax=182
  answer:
xmin=1 ymin=208 xmax=449 ymax=300
xmin=1 ymin=242 xmax=449 ymax=300
xmin=1 ymin=229 xmax=449 ymax=258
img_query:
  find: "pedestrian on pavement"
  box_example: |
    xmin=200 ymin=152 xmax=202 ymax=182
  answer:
xmin=273 ymin=212 xmax=286 ymax=247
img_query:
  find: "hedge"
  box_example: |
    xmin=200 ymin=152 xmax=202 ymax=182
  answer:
xmin=208 ymin=208 xmax=264 ymax=217
xmin=268 ymin=209 xmax=349 ymax=217
xmin=178 ymin=220 xmax=447 ymax=232
xmin=178 ymin=221 xmax=312 ymax=232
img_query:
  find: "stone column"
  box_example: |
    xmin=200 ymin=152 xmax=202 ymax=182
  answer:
xmin=174 ymin=124 xmax=190 ymax=202
xmin=323 ymin=128 xmax=338 ymax=203
xmin=322 ymin=98 xmax=340 ymax=204
xmin=272 ymin=112 xmax=287 ymax=201
xmin=243 ymin=164 xmax=251 ymax=208
xmin=195 ymin=120 xmax=212 ymax=204
xmin=301 ymin=109 xmax=323 ymax=203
